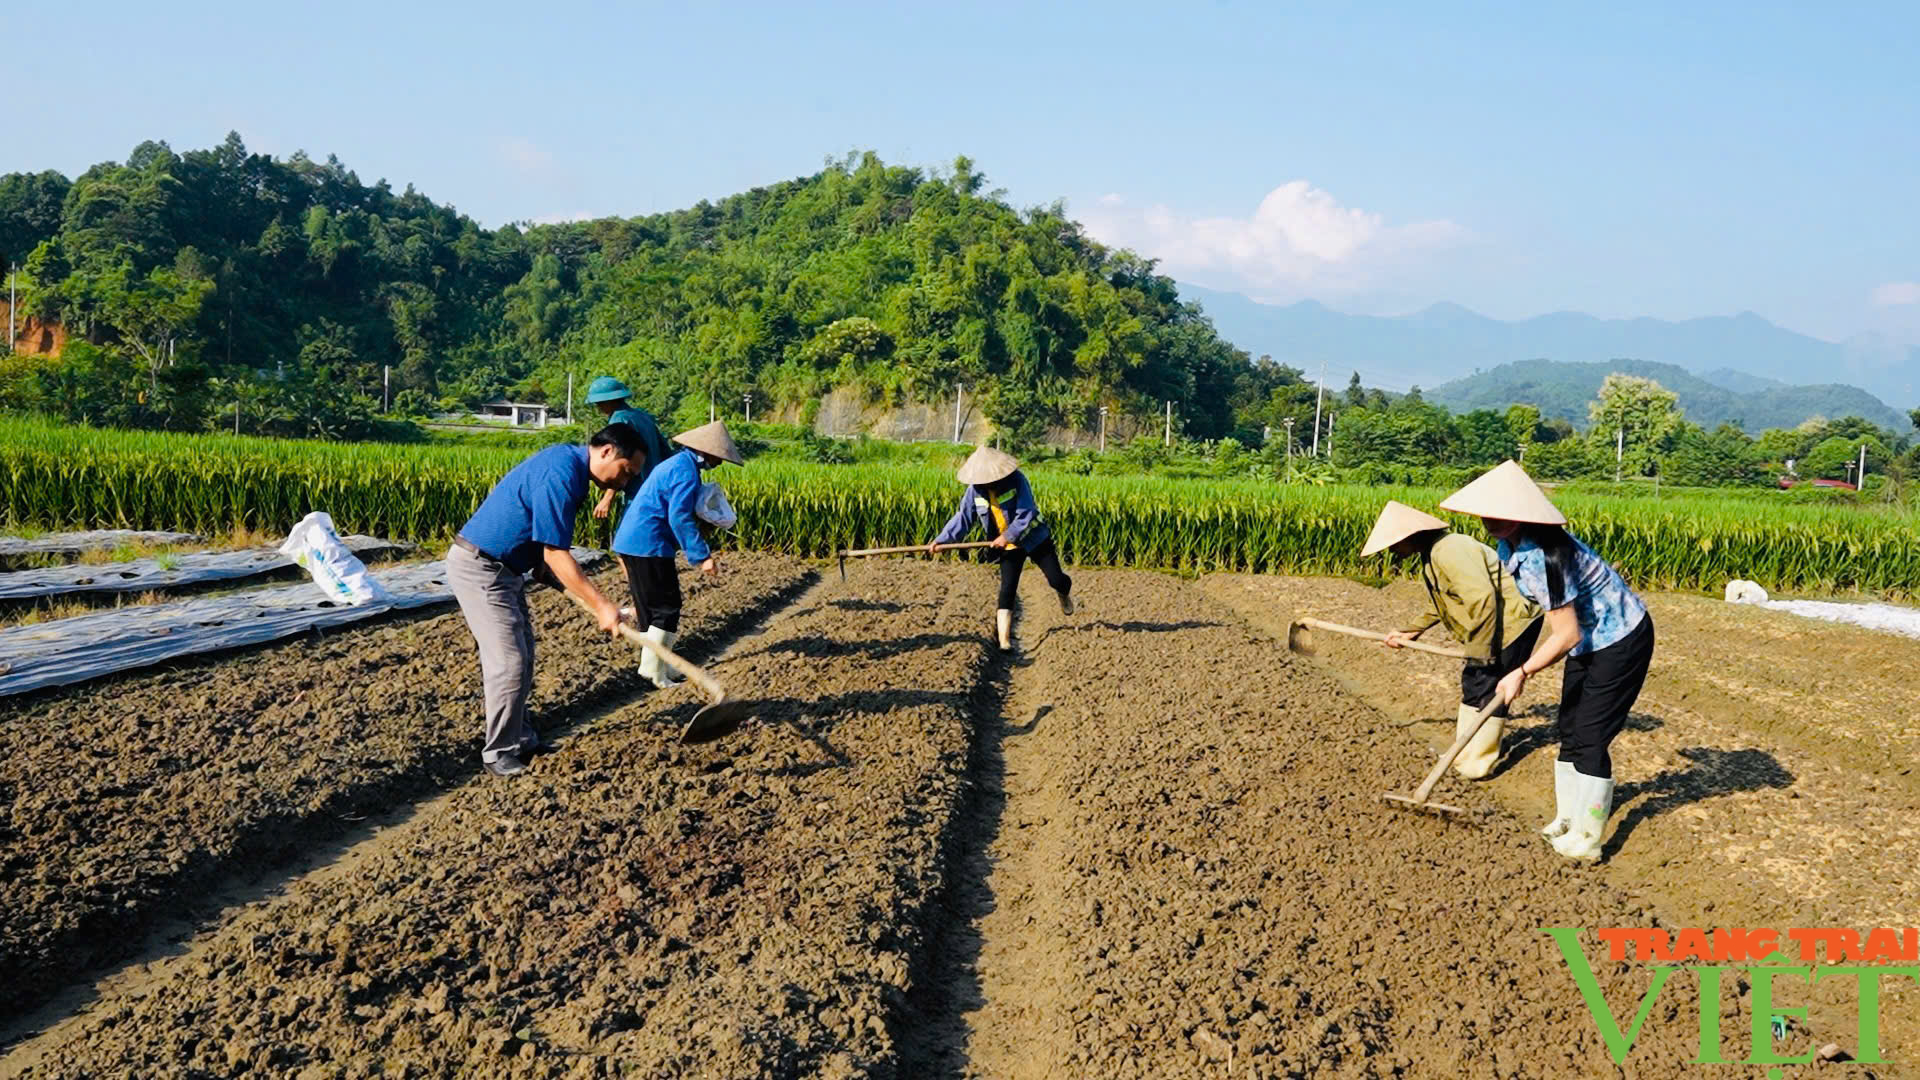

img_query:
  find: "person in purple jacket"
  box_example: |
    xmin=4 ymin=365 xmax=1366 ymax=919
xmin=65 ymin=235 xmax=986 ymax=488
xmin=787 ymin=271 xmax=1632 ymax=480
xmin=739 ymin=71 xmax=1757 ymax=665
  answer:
xmin=611 ymin=420 xmax=743 ymax=688
xmin=927 ymin=446 xmax=1074 ymax=652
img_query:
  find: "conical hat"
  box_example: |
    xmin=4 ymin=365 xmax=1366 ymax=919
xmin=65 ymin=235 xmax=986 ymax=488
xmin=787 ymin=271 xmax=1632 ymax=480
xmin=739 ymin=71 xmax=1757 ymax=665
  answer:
xmin=1359 ymin=501 xmax=1451 ymax=557
xmin=956 ymin=446 xmax=1018 ymax=486
xmin=1438 ymin=460 xmax=1566 ymax=525
xmin=672 ymin=420 xmax=744 ymax=466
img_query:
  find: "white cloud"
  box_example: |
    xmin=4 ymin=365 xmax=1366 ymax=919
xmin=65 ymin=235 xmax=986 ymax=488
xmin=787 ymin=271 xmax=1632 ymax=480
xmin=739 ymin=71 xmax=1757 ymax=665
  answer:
xmin=496 ymin=137 xmax=556 ymax=176
xmin=1076 ymin=180 xmax=1471 ymax=303
xmin=1870 ymin=281 xmax=1920 ymax=307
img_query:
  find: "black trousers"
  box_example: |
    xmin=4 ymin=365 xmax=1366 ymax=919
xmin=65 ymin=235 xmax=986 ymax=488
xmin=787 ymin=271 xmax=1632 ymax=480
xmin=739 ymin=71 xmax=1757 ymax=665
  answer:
xmin=619 ymin=554 xmax=683 ymax=634
xmin=1460 ymin=617 xmax=1544 ymax=717
xmin=1556 ymin=616 xmax=1655 ymax=777
xmin=997 ymin=539 xmax=1072 ymax=610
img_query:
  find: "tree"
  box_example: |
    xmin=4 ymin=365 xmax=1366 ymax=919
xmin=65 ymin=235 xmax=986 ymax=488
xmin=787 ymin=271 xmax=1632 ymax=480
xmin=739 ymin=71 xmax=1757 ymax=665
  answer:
xmin=1910 ymin=406 xmax=1920 ymax=432
xmin=1587 ymin=374 xmax=1682 ymax=477
xmin=1504 ymin=403 xmax=1543 ymax=456
xmin=0 ymin=170 xmax=72 ymax=269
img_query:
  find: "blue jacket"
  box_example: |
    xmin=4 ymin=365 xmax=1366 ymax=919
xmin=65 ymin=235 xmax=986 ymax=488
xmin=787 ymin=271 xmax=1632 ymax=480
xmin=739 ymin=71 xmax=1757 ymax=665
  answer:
xmin=932 ymin=470 xmax=1051 ymax=552
xmin=613 ymin=450 xmax=711 ymax=563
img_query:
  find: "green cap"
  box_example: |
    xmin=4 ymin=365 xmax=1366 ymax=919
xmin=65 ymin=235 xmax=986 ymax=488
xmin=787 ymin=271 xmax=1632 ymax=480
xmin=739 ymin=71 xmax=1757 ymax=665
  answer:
xmin=586 ymin=375 xmax=631 ymax=404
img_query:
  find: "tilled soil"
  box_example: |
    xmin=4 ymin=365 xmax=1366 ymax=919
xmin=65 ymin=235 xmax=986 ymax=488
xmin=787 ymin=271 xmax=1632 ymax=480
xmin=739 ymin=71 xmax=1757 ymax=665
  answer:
xmin=1204 ymin=572 xmax=1920 ymax=1069
xmin=0 ymin=553 xmax=814 ymax=1023
xmin=10 ymin=560 xmax=1005 ymax=1078
xmin=929 ymin=571 xmax=1789 ymax=1078
xmin=7 ymin=561 xmax=1907 ymax=1077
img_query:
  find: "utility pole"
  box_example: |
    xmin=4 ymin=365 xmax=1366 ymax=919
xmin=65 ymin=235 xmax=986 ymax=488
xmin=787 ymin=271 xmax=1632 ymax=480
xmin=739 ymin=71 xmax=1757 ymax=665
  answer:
xmin=1164 ymin=400 xmax=1172 ymax=447
xmin=383 ymin=365 xmax=391 ymax=413
xmin=1312 ymin=359 xmax=1326 ymax=456
xmin=565 ymin=372 xmax=573 ymax=425
xmin=953 ymin=383 xmax=965 ymax=443
xmin=1099 ymin=405 xmax=1109 ymax=453
xmin=1615 ymin=426 xmax=1624 ymax=483
xmin=234 ymin=399 xmax=241 ymax=436
xmin=709 ymin=389 xmax=715 ymax=423
xmin=1859 ymin=444 xmax=1868 ymax=490
xmin=1283 ymin=416 xmax=1295 ymax=477
xmin=743 ymin=391 xmax=752 ymax=424
xmin=7 ymin=263 xmax=15 ymax=352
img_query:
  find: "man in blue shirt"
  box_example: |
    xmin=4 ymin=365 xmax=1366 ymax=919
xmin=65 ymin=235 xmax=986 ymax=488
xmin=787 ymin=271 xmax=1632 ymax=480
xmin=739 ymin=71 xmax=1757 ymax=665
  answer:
xmin=612 ymin=420 xmax=743 ymax=688
xmin=450 ymin=423 xmax=648 ymax=777
xmin=584 ymin=376 xmax=674 ymax=522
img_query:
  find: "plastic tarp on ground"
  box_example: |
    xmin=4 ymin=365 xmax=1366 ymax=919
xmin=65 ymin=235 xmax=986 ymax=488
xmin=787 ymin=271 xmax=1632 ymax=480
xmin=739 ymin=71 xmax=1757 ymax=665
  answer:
xmin=0 ymin=537 xmax=406 ymax=602
xmin=0 ymin=549 xmax=606 ymax=699
xmin=0 ymin=530 xmax=202 ymax=565
xmin=1759 ymin=598 xmax=1920 ymax=641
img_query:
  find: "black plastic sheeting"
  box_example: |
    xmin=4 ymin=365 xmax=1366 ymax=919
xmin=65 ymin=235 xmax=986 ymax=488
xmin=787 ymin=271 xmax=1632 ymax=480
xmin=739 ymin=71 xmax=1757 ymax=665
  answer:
xmin=0 ymin=549 xmax=606 ymax=699
xmin=0 ymin=537 xmax=407 ymax=601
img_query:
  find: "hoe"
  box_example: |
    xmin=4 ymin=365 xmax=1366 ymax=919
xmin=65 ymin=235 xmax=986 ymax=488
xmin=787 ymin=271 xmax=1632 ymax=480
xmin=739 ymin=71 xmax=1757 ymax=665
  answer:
xmin=1381 ymin=696 xmax=1502 ymax=818
xmin=1285 ymin=615 xmax=1469 ymax=659
xmin=836 ymin=540 xmax=995 ymax=580
xmin=567 ymin=591 xmax=750 ymax=744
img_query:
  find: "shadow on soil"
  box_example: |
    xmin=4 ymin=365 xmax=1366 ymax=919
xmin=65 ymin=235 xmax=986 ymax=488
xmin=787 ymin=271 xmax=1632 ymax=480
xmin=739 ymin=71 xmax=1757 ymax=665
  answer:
xmin=1604 ymin=747 xmax=1796 ymax=858
xmin=0 ymin=569 xmax=822 ymax=1039
xmin=885 ymin=637 xmax=1022 ymax=1078
xmin=1491 ymin=707 xmax=1666 ymax=776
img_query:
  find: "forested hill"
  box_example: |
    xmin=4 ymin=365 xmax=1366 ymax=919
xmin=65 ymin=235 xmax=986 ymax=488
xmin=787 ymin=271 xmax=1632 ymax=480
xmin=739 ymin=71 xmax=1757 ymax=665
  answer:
xmin=1429 ymin=359 xmax=1910 ymax=434
xmin=0 ymin=136 xmax=1285 ymax=442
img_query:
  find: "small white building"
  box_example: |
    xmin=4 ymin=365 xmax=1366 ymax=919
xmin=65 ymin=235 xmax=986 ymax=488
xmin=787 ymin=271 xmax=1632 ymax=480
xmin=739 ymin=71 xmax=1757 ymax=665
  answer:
xmin=476 ymin=399 xmax=550 ymax=428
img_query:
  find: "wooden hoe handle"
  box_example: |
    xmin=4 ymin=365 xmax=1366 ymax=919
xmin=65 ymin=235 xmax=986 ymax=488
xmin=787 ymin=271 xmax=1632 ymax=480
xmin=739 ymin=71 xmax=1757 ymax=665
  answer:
xmin=1294 ymin=617 xmax=1470 ymax=660
xmin=838 ymin=541 xmax=996 ymax=558
xmin=564 ymin=590 xmax=727 ymax=704
xmin=1409 ymin=697 xmax=1503 ymax=804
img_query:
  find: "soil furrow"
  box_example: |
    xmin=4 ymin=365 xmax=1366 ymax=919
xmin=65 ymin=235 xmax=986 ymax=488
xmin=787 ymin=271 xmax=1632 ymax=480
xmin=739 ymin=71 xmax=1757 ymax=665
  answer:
xmin=920 ymin=569 xmax=1790 ymax=1077
xmin=0 ymin=554 xmax=815 ymax=1024
xmin=7 ymin=560 xmax=1007 ymax=1078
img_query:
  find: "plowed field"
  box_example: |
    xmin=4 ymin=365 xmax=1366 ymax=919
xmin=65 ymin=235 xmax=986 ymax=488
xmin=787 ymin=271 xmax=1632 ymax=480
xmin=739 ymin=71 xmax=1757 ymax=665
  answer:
xmin=2 ymin=558 xmax=1910 ymax=1078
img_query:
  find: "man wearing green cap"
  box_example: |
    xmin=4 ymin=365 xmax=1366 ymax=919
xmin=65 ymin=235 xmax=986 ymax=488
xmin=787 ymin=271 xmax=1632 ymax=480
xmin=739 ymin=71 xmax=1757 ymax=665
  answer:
xmin=586 ymin=376 xmax=674 ymax=521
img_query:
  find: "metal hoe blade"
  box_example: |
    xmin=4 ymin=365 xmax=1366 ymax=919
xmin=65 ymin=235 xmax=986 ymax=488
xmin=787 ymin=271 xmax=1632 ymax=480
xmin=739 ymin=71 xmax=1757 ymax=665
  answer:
xmin=681 ymin=697 xmax=754 ymax=744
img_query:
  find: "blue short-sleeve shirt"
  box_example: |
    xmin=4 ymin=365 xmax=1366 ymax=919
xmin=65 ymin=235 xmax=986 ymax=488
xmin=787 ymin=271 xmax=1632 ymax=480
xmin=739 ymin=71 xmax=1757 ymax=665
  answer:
xmin=458 ymin=445 xmax=590 ymax=573
xmin=1499 ymin=532 xmax=1648 ymax=655
xmin=612 ymin=449 xmax=711 ymax=564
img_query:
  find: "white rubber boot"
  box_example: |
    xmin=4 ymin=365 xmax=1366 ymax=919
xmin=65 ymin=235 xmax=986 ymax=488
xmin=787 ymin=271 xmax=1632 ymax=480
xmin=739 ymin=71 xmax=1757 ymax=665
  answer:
xmin=1451 ymin=703 xmax=1504 ymax=779
xmin=1541 ymin=760 xmax=1578 ymax=839
xmin=1551 ymin=772 xmax=1614 ymax=859
xmin=995 ymin=608 xmax=1013 ymax=652
xmin=651 ymin=628 xmax=685 ymax=689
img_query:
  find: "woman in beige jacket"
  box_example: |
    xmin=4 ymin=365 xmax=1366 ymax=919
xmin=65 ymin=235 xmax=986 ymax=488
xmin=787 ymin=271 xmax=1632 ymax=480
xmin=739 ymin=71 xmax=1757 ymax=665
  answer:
xmin=1361 ymin=501 xmax=1543 ymax=778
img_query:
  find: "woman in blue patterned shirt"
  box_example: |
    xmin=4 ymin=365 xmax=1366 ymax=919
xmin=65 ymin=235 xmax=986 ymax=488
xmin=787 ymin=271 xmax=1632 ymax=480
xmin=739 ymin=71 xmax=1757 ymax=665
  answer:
xmin=1440 ymin=461 xmax=1655 ymax=860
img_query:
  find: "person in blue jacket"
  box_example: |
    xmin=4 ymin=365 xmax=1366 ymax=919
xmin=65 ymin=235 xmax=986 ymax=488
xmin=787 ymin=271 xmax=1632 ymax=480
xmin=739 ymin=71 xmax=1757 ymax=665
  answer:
xmin=584 ymin=375 xmax=675 ymax=522
xmin=612 ymin=419 xmax=744 ymax=688
xmin=927 ymin=446 xmax=1074 ymax=651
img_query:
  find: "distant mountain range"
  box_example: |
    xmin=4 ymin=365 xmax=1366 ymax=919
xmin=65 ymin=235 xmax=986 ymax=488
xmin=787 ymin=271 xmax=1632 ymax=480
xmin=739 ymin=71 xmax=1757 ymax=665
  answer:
xmin=1182 ymin=284 xmax=1920 ymax=417
xmin=1425 ymin=359 xmax=1911 ymax=433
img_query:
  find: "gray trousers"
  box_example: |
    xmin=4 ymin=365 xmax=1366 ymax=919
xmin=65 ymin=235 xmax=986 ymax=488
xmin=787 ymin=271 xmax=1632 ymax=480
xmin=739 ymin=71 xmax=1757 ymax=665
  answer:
xmin=448 ymin=544 xmax=537 ymax=762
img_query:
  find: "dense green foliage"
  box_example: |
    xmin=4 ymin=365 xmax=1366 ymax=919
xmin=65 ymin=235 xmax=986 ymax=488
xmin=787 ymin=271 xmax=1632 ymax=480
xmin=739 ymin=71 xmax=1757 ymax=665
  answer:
xmin=5 ymin=137 xmax=1916 ymax=492
xmin=3 ymin=137 xmax=1263 ymax=444
xmin=5 ymin=418 xmax=1917 ymax=596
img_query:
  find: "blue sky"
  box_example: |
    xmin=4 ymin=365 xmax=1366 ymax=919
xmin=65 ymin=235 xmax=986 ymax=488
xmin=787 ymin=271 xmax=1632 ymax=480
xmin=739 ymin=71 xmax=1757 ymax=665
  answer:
xmin=9 ymin=0 xmax=1918 ymax=344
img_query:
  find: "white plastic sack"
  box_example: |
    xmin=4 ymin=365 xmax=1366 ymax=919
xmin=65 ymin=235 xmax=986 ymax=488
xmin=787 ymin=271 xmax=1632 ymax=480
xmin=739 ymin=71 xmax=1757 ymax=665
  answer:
xmin=1724 ymin=579 xmax=1770 ymax=605
xmin=695 ymin=482 xmax=737 ymax=530
xmin=279 ymin=511 xmax=392 ymax=606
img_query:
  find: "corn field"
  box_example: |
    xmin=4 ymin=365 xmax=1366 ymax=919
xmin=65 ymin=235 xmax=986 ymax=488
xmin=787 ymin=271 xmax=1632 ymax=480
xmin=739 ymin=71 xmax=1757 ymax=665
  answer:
xmin=4 ymin=418 xmax=1918 ymax=596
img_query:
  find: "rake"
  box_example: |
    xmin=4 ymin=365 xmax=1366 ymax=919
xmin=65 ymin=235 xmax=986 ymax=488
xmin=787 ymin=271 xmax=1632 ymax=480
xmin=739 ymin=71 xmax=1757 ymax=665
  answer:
xmin=836 ymin=540 xmax=995 ymax=580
